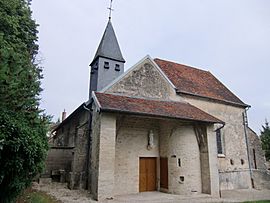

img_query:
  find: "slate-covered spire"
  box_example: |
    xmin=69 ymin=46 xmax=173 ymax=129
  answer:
xmin=89 ymin=19 xmax=125 ymax=99
xmin=91 ymin=20 xmax=125 ymax=65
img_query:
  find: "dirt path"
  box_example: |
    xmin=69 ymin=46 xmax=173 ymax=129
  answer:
xmin=32 ymin=182 xmax=96 ymax=203
xmin=33 ymin=181 xmax=270 ymax=203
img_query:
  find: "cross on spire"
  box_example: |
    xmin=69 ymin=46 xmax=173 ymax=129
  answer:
xmin=108 ymin=0 xmax=114 ymax=20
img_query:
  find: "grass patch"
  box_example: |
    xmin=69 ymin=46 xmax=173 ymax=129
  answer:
xmin=243 ymin=201 xmax=270 ymax=203
xmin=16 ymin=188 xmax=61 ymax=203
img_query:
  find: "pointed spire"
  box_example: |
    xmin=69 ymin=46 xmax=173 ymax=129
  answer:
xmin=91 ymin=20 xmax=125 ymax=65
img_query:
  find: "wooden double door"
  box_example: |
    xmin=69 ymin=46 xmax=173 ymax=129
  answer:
xmin=139 ymin=157 xmax=168 ymax=192
xmin=139 ymin=157 xmax=156 ymax=192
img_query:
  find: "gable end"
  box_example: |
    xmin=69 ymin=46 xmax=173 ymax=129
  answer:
xmin=102 ymin=56 xmax=176 ymax=100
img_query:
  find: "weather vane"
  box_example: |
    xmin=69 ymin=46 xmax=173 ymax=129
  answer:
xmin=108 ymin=0 xmax=114 ymax=20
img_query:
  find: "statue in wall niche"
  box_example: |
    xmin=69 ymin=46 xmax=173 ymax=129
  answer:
xmin=147 ymin=130 xmax=154 ymax=150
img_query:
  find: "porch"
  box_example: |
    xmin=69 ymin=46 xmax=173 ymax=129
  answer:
xmin=90 ymin=92 xmax=223 ymax=201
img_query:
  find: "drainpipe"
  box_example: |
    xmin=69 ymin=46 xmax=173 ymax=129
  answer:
xmin=243 ymin=106 xmax=253 ymax=188
xmin=83 ymin=101 xmax=93 ymax=190
xmin=214 ymin=122 xmax=225 ymax=198
xmin=215 ymin=123 xmax=225 ymax=132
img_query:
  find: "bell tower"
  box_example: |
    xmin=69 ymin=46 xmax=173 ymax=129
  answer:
xmin=89 ymin=19 xmax=125 ymax=98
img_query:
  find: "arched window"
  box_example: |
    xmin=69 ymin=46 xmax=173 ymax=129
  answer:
xmin=216 ymin=129 xmax=224 ymax=155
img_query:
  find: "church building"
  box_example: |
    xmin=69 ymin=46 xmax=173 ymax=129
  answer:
xmin=45 ymin=18 xmax=268 ymax=201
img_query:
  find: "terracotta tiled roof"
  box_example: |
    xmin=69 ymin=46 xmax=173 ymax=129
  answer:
xmin=94 ymin=92 xmax=223 ymax=124
xmin=154 ymin=58 xmax=247 ymax=106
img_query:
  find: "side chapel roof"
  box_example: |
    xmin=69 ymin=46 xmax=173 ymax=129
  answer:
xmin=91 ymin=20 xmax=125 ymax=65
xmin=93 ymin=92 xmax=223 ymax=124
xmin=154 ymin=58 xmax=248 ymax=107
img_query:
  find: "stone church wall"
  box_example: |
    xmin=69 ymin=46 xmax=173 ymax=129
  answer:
xmin=42 ymin=147 xmax=73 ymax=179
xmin=98 ymin=112 xmax=117 ymax=200
xmin=252 ymin=170 xmax=270 ymax=190
xmin=69 ymin=121 xmax=89 ymax=189
xmin=44 ymin=108 xmax=90 ymax=188
xmin=159 ymin=121 xmax=202 ymax=195
xmin=89 ymin=105 xmax=100 ymax=199
xmin=103 ymin=58 xmax=219 ymax=195
xmin=105 ymin=59 xmax=176 ymax=100
xmin=181 ymin=95 xmax=252 ymax=190
xmin=114 ymin=116 xmax=160 ymax=196
xmin=113 ymin=116 xmax=206 ymax=196
xmin=247 ymin=128 xmax=266 ymax=170
xmin=90 ymin=107 xmax=117 ymax=200
xmin=246 ymin=127 xmax=270 ymax=190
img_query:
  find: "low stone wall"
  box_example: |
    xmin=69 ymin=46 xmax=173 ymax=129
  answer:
xmin=43 ymin=146 xmax=74 ymax=180
xmin=252 ymin=169 xmax=270 ymax=190
xmin=219 ymin=170 xmax=251 ymax=190
xmin=247 ymin=128 xmax=266 ymax=170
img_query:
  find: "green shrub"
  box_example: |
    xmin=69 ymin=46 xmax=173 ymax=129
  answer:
xmin=0 ymin=110 xmax=48 ymax=202
xmin=261 ymin=120 xmax=270 ymax=161
xmin=0 ymin=0 xmax=49 ymax=202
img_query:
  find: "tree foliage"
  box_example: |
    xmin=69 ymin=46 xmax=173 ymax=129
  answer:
xmin=0 ymin=0 xmax=49 ymax=202
xmin=261 ymin=120 xmax=270 ymax=161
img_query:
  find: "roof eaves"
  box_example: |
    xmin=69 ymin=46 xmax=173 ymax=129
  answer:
xmin=99 ymin=107 xmax=224 ymax=124
xmin=53 ymin=103 xmax=85 ymax=132
xmin=176 ymin=90 xmax=250 ymax=108
xmin=92 ymin=91 xmax=101 ymax=111
xmin=90 ymin=55 xmax=125 ymax=66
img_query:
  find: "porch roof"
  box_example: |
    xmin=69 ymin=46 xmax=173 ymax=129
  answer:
xmin=93 ymin=92 xmax=224 ymax=124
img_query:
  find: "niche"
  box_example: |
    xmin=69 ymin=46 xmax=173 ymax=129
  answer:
xmin=179 ymin=176 xmax=185 ymax=184
xmin=147 ymin=130 xmax=154 ymax=150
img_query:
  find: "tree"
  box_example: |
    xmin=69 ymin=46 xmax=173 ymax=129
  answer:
xmin=0 ymin=0 xmax=49 ymax=202
xmin=261 ymin=120 xmax=270 ymax=161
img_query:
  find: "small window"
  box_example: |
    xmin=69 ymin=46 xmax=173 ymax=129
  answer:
xmin=241 ymin=159 xmax=245 ymax=165
xmin=253 ymin=149 xmax=257 ymax=169
xmin=216 ymin=129 xmax=223 ymax=155
xmin=178 ymin=158 xmax=181 ymax=167
xmin=115 ymin=64 xmax=120 ymax=71
xmin=230 ymin=159 xmax=234 ymax=165
xmin=104 ymin=61 xmax=109 ymax=69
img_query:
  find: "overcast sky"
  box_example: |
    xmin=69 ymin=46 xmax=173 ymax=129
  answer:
xmin=31 ymin=0 xmax=270 ymax=134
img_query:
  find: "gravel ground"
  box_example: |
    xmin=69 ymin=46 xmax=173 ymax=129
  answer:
xmin=33 ymin=181 xmax=270 ymax=203
xmin=32 ymin=182 xmax=95 ymax=203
